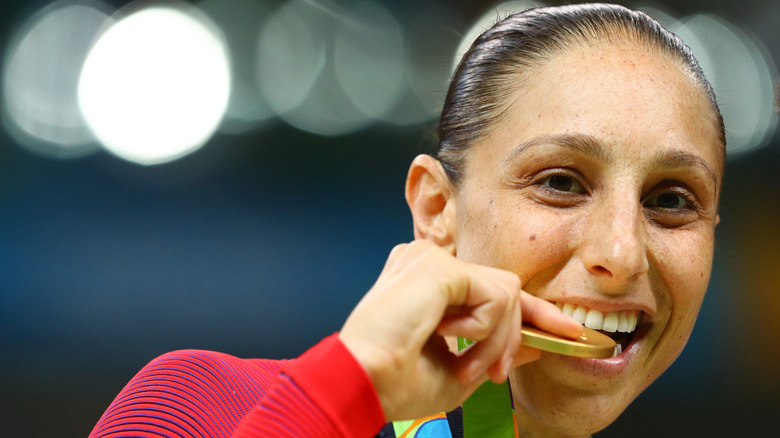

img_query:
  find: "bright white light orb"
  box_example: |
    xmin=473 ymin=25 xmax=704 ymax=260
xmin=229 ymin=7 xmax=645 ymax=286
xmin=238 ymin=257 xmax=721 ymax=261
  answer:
xmin=78 ymin=6 xmax=230 ymax=165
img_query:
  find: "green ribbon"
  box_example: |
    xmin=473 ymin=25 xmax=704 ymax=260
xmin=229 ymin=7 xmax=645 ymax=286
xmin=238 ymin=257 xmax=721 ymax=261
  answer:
xmin=462 ymin=380 xmax=514 ymax=437
xmin=459 ymin=337 xmax=515 ymax=438
xmin=391 ymin=338 xmax=515 ymax=437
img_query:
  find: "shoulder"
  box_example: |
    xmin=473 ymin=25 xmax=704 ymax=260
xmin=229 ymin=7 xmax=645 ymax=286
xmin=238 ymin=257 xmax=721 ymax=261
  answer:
xmin=147 ymin=349 xmax=287 ymax=380
xmin=139 ymin=349 xmax=288 ymax=402
xmin=89 ymin=349 xmax=287 ymax=438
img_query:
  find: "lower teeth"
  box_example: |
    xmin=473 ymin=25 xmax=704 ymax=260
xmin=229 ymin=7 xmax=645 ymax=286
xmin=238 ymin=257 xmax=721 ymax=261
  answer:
xmin=600 ymin=330 xmax=633 ymax=355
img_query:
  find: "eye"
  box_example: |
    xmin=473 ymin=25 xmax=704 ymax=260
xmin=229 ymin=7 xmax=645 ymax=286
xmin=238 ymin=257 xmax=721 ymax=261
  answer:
xmin=517 ymin=169 xmax=590 ymax=208
xmin=541 ymin=174 xmax=586 ymax=194
xmin=642 ymin=184 xmax=700 ymax=227
xmin=644 ymin=192 xmax=689 ymax=209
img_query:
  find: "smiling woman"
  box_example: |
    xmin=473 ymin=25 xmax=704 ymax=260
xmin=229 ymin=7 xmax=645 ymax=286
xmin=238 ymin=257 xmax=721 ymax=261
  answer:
xmin=438 ymin=23 xmax=723 ymax=432
xmin=89 ymin=3 xmax=724 ymax=438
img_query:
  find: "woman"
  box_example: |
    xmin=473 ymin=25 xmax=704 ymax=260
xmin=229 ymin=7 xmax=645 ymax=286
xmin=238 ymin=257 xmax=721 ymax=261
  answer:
xmin=89 ymin=3 xmax=724 ymax=437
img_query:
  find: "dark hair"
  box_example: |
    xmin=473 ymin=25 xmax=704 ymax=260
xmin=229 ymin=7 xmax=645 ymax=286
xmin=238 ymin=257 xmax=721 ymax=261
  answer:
xmin=438 ymin=3 xmax=726 ymax=185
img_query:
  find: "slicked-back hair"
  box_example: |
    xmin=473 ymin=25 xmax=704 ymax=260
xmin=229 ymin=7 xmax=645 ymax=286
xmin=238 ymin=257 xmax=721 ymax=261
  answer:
xmin=438 ymin=3 xmax=725 ymax=185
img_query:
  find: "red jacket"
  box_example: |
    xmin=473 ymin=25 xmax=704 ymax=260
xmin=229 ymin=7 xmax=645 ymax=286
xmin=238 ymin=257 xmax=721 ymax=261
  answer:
xmin=89 ymin=334 xmax=386 ymax=438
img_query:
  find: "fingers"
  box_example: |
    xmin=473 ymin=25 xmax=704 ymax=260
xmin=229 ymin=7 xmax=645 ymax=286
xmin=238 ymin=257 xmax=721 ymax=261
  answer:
xmin=434 ymin=264 xmax=524 ymax=385
xmin=503 ymin=290 xmax=524 ymax=372
xmin=344 ymin=240 xmax=583 ymax=420
xmin=513 ymin=346 xmax=542 ymax=367
xmin=463 ymin=266 xmax=525 ymax=384
xmin=520 ymin=293 xmax=584 ymax=339
xmin=375 ymin=242 xmax=417 ymax=282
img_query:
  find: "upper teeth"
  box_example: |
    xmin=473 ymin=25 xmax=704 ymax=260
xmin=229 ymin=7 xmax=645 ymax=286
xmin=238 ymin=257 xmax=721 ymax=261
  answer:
xmin=556 ymin=302 xmax=639 ymax=333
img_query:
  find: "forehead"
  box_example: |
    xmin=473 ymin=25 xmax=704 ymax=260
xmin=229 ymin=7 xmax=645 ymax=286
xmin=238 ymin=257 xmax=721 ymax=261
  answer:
xmin=466 ymin=42 xmax=723 ymax=180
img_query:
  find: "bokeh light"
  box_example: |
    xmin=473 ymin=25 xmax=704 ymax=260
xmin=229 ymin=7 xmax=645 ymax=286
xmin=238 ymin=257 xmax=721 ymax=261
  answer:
xmin=257 ymin=0 xmax=373 ymax=136
xmin=1 ymin=0 xmax=777 ymax=164
xmin=670 ymin=14 xmax=777 ymax=156
xmin=2 ymin=0 xmax=113 ymax=158
xmin=401 ymin=6 xmax=465 ymax=125
xmin=452 ymin=1 xmax=545 ymax=74
xmin=78 ymin=5 xmax=230 ymax=165
xmin=255 ymin=0 xmax=327 ymax=121
xmin=2 ymin=2 xmax=780 ymax=437
xmin=333 ymin=1 xmax=406 ymax=122
xmin=197 ymin=0 xmax=276 ymax=135
xmin=636 ymin=4 xmax=679 ymax=30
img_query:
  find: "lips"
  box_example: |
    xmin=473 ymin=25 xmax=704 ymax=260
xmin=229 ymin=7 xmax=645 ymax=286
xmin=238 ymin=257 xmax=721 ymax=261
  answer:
xmin=542 ymin=301 xmax=653 ymax=380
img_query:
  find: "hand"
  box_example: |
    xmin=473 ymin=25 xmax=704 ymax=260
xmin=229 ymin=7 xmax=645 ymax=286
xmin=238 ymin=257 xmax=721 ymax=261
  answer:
xmin=339 ymin=240 xmax=582 ymax=421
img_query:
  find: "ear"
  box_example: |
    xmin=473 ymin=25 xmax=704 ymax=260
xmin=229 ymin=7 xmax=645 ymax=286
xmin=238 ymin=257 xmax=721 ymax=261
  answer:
xmin=405 ymin=154 xmax=457 ymax=253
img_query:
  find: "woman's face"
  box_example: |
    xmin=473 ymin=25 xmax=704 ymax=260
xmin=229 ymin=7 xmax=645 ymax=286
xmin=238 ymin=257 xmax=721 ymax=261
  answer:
xmin=451 ymin=42 xmax=722 ymax=436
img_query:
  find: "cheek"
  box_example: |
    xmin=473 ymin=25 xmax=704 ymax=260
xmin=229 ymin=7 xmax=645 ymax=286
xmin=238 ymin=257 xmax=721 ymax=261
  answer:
xmin=655 ymin=231 xmax=713 ymax=300
xmin=651 ymin=229 xmax=714 ymax=338
xmin=513 ymin=218 xmax=577 ymax=282
xmin=457 ymin=200 xmax=575 ymax=281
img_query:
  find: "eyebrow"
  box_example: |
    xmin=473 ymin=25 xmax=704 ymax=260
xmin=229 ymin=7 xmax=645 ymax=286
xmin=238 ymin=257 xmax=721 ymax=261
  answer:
xmin=504 ymin=133 xmax=718 ymax=186
xmin=652 ymin=149 xmax=719 ymax=186
xmin=503 ymin=133 xmax=611 ymax=164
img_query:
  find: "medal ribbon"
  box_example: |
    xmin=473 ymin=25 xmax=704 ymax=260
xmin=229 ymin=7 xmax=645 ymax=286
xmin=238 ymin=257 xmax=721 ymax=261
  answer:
xmin=391 ymin=338 xmax=515 ymax=437
xmin=458 ymin=337 xmax=515 ymax=438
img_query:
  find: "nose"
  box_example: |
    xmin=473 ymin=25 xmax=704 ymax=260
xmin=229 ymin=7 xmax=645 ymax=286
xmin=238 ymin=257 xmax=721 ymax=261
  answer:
xmin=579 ymin=194 xmax=650 ymax=293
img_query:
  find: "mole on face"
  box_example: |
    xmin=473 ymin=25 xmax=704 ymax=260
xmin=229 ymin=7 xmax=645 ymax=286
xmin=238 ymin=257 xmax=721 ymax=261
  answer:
xmin=529 ymin=234 xmax=536 ymax=241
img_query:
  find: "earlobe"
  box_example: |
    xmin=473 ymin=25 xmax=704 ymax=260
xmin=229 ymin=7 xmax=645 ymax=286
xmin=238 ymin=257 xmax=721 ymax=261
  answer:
xmin=405 ymin=154 xmax=457 ymax=253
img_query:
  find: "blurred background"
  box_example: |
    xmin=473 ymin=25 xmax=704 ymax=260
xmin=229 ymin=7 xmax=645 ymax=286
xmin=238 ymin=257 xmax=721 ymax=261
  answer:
xmin=0 ymin=0 xmax=777 ymax=436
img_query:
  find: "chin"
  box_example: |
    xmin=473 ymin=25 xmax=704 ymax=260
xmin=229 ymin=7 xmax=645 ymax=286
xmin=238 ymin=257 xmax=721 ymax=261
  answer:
xmin=510 ymin=359 xmax=651 ymax=437
xmin=515 ymin=391 xmax=637 ymax=437
xmin=510 ymin=316 xmax=693 ymax=435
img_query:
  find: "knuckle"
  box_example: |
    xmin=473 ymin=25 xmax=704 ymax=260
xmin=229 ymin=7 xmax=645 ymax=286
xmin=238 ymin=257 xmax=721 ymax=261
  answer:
xmin=391 ymin=242 xmax=410 ymax=254
xmin=471 ymin=320 xmax=493 ymax=340
xmin=494 ymin=291 xmax=510 ymax=308
xmin=504 ymin=271 xmax=522 ymax=290
xmin=387 ymin=244 xmax=406 ymax=262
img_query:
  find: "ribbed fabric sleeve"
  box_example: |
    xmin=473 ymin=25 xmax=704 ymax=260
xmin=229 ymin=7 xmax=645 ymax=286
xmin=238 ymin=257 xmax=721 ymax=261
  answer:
xmin=233 ymin=333 xmax=386 ymax=438
xmin=88 ymin=334 xmax=386 ymax=438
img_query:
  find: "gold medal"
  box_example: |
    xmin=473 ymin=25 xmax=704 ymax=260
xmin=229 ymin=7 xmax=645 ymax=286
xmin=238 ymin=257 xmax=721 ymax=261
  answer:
xmin=521 ymin=325 xmax=617 ymax=358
